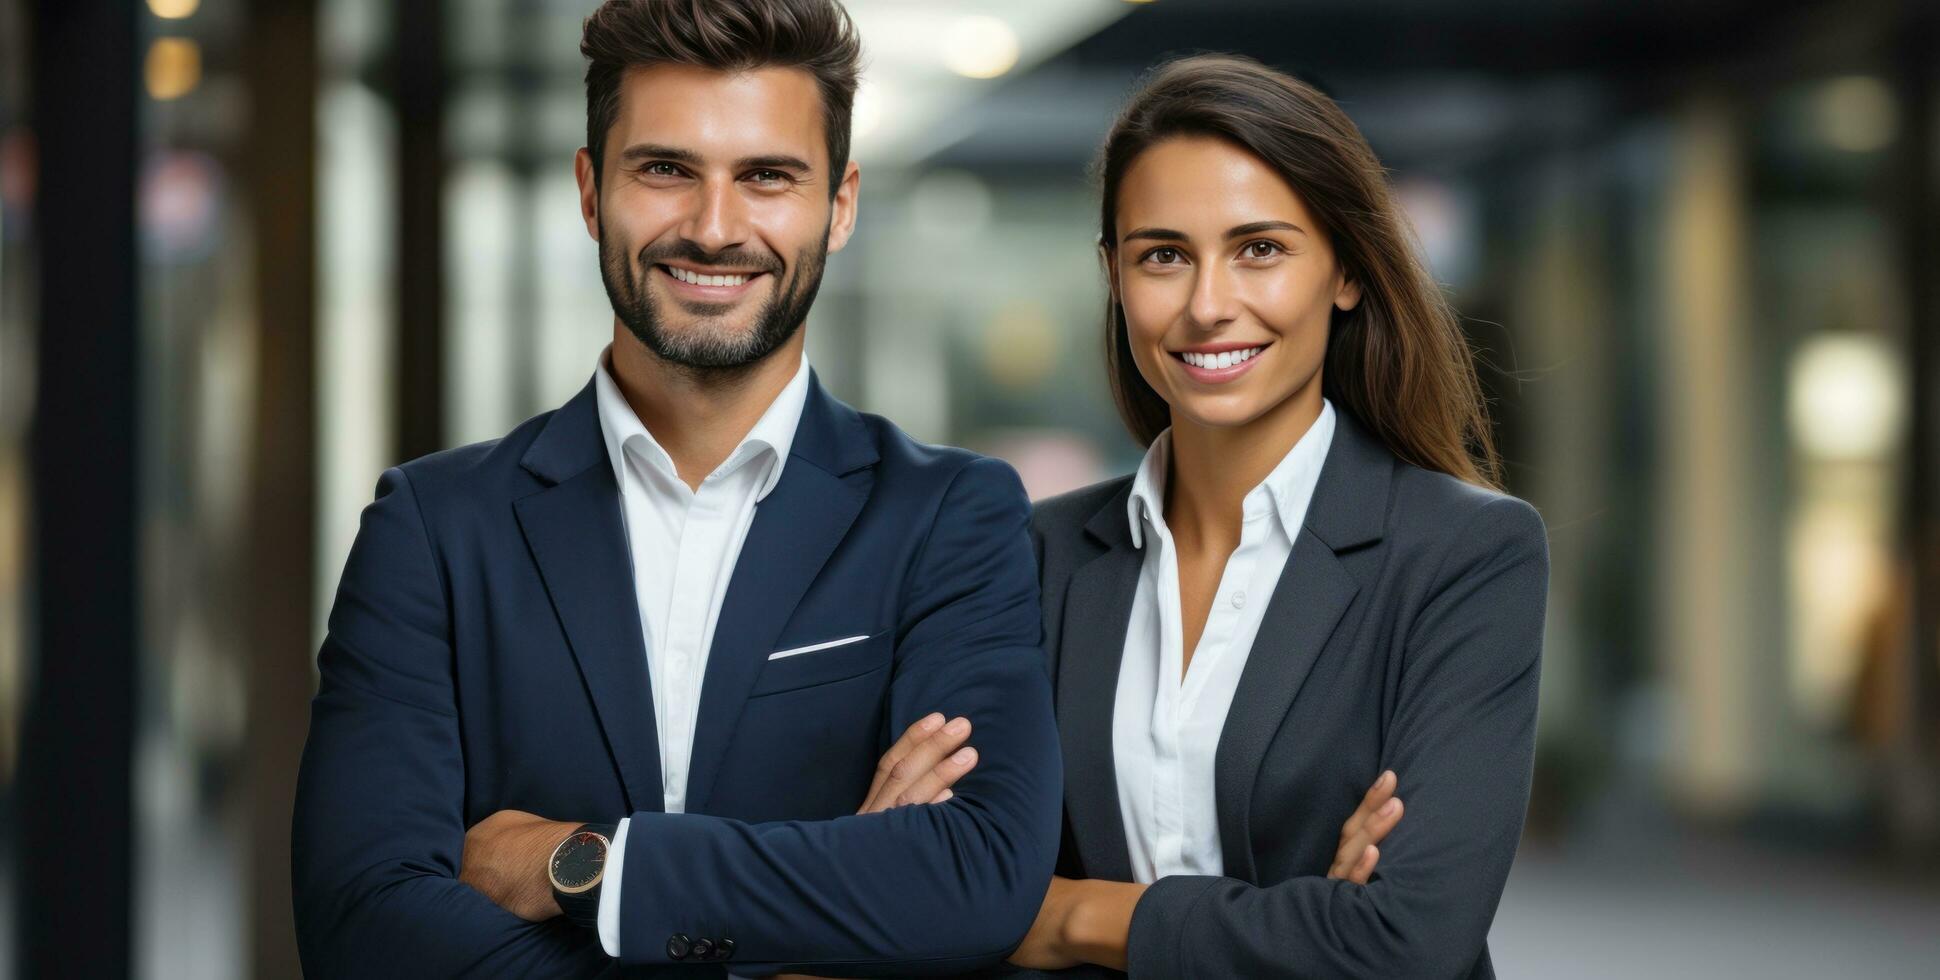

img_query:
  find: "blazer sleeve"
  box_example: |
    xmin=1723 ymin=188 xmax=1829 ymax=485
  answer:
xmin=1124 ymin=495 xmax=1549 ymax=980
xmin=611 ymin=456 xmax=1064 ymax=975
xmin=291 ymin=467 xmax=613 ymax=978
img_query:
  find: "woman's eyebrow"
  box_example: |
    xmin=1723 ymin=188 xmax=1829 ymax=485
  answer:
xmin=1122 ymin=227 xmax=1187 ymax=243
xmin=1122 ymin=220 xmax=1306 ymax=244
xmin=1225 ymin=220 xmax=1304 ymax=239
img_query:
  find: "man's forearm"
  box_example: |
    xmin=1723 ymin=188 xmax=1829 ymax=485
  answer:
xmin=611 ymin=797 xmax=1056 ymax=973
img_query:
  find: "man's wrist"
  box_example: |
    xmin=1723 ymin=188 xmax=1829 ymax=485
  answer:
xmin=547 ymin=821 xmax=616 ymax=928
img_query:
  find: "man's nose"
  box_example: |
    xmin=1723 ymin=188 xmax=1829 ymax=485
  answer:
xmin=680 ymin=176 xmax=750 ymax=256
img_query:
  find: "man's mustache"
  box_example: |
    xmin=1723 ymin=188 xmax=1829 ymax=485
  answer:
xmin=637 ymin=239 xmax=783 ymax=276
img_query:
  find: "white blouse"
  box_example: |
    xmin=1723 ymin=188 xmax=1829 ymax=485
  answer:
xmin=1114 ymin=399 xmax=1336 ymax=883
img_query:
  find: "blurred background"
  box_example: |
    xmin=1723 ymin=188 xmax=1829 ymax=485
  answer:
xmin=4 ymin=0 xmax=1939 ymax=976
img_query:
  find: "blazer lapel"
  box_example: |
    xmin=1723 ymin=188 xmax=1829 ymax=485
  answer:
xmin=1057 ymin=485 xmax=1141 ymax=883
xmin=1214 ymin=409 xmax=1393 ymax=882
xmin=514 ymin=380 xmax=665 ymax=813
xmin=683 ymin=373 xmax=877 ymax=813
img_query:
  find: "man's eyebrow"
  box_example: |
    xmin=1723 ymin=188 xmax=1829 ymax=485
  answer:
xmin=616 ymin=143 xmax=703 ymax=166
xmin=737 ymin=154 xmax=813 ymax=174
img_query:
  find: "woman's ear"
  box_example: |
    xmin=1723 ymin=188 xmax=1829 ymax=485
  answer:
xmin=1334 ymin=274 xmax=1363 ymax=312
xmin=1101 ymin=244 xmax=1121 ymax=304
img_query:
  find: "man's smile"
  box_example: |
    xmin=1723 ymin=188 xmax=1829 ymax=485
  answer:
xmin=656 ymin=262 xmax=769 ymax=298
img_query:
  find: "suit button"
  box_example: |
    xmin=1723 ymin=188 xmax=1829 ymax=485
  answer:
xmin=666 ymin=934 xmax=691 ymax=960
xmin=716 ymin=938 xmax=734 ymax=960
xmin=690 ymin=938 xmax=714 ymax=960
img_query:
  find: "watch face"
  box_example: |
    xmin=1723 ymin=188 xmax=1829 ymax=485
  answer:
xmin=549 ymin=831 xmax=608 ymax=893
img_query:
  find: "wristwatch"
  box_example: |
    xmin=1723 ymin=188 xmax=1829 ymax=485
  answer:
xmin=548 ymin=822 xmax=617 ymax=930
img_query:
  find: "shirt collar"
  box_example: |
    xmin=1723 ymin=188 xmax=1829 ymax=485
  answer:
xmin=592 ymin=344 xmax=811 ymax=501
xmin=1125 ymin=397 xmax=1338 ymax=549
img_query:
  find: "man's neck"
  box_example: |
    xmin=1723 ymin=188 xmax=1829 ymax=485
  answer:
xmin=607 ymin=322 xmax=805 ymax=491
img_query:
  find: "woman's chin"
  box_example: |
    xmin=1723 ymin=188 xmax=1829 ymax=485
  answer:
xmin=1167 ymin=397 xmax=1275 ymax=435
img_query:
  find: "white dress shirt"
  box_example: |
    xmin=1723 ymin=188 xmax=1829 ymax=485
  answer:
xmin=1114 ymin=398 xmax=1336 ymax=883
xmin=589 ymin=344 xmax=811 ymax=958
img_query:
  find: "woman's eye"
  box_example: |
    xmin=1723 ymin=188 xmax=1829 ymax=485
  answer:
xmin=1146 ymin=247 xmax=1182 ymax=264
xmin=1244 ymin=240 xmax=1281 ymax=259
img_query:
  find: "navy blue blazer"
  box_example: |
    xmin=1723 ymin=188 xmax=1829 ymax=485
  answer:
xmin=292 ymin=372 xmax=1063 ymax=977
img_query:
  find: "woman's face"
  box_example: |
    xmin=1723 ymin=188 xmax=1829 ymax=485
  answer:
xmin=1111 ymin=136 xmax=1360 ymax=436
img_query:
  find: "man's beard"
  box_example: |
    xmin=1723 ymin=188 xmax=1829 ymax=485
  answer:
xmin=598 ymin=227 xmax=827 ymax=375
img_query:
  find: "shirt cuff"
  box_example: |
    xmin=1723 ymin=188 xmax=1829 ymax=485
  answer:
xmin=596 ymin=816 xmax=628 ymax=957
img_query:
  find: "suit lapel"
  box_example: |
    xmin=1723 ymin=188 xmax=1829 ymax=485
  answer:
xmin=514 ymin=380 xmax=664 ymax=813
xmin=683 ymin=374 xmax=877 ymax=813
xmin=1213 ymin=533 xmax=1357 ymax=882
xmin=1057 ymin=485 xmax=1140 ymax=882
xmin=1212 ymin=408 xmax=1393 ymax=882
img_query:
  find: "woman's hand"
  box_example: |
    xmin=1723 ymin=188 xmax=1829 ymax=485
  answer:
xmin=1328 ymin=769 xmax=1404 ymax=883
xmin=856 ymin=712 xmax=979 ymax=813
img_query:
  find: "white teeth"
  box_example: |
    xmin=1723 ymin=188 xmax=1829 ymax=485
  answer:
xmin=1180 ymin=346 xmax=1264 ymax=369
xmin=668 ymin=266 xmax=749 ymax=287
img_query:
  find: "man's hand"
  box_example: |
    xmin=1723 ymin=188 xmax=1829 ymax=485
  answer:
xmin=460 ymin=809 xmax=584 ymax=921
xmin=1328 ymin=769 xmax=1404 ymax=883
xmin=766 ymin=716 xmax=981 ymax=980
xmin=856 ymin=712 xmax=978 ymax=813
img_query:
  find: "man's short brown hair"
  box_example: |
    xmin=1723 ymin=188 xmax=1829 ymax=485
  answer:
xmin=580 ymin=0 xmax=863 ymax=194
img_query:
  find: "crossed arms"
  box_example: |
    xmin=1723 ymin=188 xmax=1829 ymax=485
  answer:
xmin=291 ymin=459 xmax=1062 ymax=977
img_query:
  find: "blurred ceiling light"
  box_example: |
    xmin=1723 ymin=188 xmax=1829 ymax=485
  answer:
xmin=145 ymin=38 xmax=202 ymax=101
xmin=1787 ymin=332 xmax=1904 ymax=460
xmin=147 ymin=0 xmax=200 ymax=18
xmin=942 ymin=15 xmax=1021 ymax=79
xmin=1815 ymin=76 xmax=1897 ymax=153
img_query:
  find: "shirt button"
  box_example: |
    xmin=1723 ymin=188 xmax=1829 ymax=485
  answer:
xmin=1231 ymin=591 xmax=1247 ymax=609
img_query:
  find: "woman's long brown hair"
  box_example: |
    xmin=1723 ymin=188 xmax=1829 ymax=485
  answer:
xmin=1097 ymin=55 xmax=1502 ymax=489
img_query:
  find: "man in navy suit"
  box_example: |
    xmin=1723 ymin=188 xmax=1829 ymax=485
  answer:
xmin=289 ymin=1 xmax=1062 ymax=975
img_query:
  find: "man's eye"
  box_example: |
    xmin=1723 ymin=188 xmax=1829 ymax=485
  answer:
xmin=749 ymin=170 xmax=788 ymax=184
xmin=644 ymin=162 xmax=682 ymax=177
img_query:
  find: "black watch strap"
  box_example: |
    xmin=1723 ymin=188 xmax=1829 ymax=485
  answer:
xmin=550 ymin=822 xmax=617 ymax=930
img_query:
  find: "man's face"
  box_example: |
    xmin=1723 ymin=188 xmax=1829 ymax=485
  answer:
xmin=575 ymin=63 xmax=859 ymax=372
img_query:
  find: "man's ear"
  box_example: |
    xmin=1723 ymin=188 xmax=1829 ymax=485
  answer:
xmin=826 ymin=159 xmax=862 ymax=254
xmin=574 ymin=147 xmax=601 ymax=242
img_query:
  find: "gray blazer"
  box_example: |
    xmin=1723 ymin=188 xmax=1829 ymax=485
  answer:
xmin=1026 ymin=408 xmax=1548 ymax=979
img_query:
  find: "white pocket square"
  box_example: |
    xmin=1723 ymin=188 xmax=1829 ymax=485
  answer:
xmin=767 ymin=634 xmax=872 ymax=661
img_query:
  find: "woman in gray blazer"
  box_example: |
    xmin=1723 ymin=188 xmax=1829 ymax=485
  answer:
xmin=1003 ymin=55 xmax=1549 ymax=979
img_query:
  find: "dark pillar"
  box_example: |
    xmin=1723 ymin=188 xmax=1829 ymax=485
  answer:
xmin=394 ymin=0 xmax=446 ymax=461
xmin=19 ymin=1 xmax=138 ymax=977
xmin=241 ymin=0 xmax=317 ymax=974
xmin=1897 ymin=0 xmax=1940 ymax=858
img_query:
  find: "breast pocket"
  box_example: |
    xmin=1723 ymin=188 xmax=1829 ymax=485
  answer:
xmin=747 ymin=629 xmax=891 ymax=698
